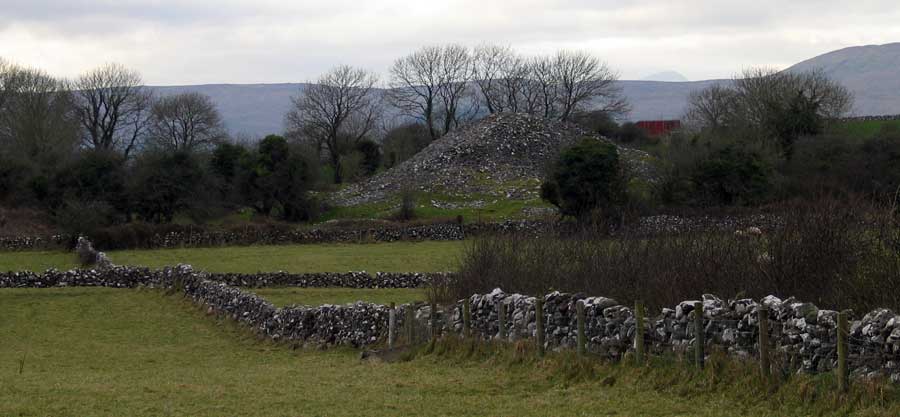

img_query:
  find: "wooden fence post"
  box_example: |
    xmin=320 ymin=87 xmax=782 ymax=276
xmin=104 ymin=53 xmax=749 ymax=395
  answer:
xmin=430 ymin=301 xmax=438 ymax=341
xmin=406 ymin=305 xmax=415 ymax=345
xmin=388 ymin=302 xmax=396 ymax=349
xmin=694 ymin=301 xmax=704 ymax=369
xmin=535 ymin=296 xmax=545 ymax=357
xmin=498 ymin=301 xmax=507 ymax=341
xmin=758 ymin=306 xmax=770 ymax=382
xmin=577 ymin=300 xmax=586 ymax=356
xmin=837 ymin=310 xmax=849 ymax=393
xmin=635 ymin=300 xmax=645 ymax=364
xmin=462 ymin=298 xmax=471 ymax=338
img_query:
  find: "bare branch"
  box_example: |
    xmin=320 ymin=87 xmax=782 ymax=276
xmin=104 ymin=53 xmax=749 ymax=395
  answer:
xmin=148 ymin=92 xmax=225 ymax=153
xmin=72 ymin=63 xmax=151 ymax=158
xmin=285 ymin=65 xmax=379 ymax=183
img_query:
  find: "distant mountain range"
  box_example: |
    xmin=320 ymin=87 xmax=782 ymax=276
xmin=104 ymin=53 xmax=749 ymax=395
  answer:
xmin=641 ymin=71 xmax=689 ymax=82
xmin=786 ymin=42 xmax=900 ymax=117
xmin=148 ymin=43 xmax=900 ymax=138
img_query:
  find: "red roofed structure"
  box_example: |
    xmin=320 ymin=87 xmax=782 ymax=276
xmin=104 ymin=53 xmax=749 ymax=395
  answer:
xmin=635 ymin=120 xmax=681 ymax=137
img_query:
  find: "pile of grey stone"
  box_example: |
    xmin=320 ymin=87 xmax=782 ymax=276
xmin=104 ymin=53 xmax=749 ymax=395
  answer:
xmin=330 ymin=113 xmax=654 ymax=207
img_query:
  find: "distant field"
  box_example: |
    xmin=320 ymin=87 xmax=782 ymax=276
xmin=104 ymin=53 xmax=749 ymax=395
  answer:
xmin=251 ymin=287 xmax=424 ymax=306
xmin=0 ymin=287 xmax=758 ymax=416
xmin=0 ymin=241 xmax=464 ymax=273
xmin=828 ymin=119 xmax=900 ymax=140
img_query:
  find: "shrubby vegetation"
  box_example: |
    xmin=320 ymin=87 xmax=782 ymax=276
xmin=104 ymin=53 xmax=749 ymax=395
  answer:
xmin=456 ymin=195 xmax=900 ymax=313
xmin=557 ymin=66 xmax=896 ymax=219
xmin=540 ymin=138 xmax=627 ymax=219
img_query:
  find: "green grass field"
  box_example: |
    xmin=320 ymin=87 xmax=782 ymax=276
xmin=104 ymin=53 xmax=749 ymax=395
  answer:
xmin=827 ymin=119 xmax=900 ymax=141
xmin=0 ymin=241 xmax=464 ymax=273
xmin=0 ymin=287 xmax=787 ymax=416
xmin=251 ymin=287 xmax=424 ymax=306
xmin=4 ymin=287 xmax=899 ymax=416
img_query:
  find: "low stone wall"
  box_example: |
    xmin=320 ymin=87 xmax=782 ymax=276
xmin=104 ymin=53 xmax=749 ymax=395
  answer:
xmin=206 ymin=271 xmax=447 ymax=288
xmin=0 ymin=215 xmax=779 ymax=252
xmin=0 ymin=235 xmax=68 ymax=251
xmin=0 ymin=221 xmax=545 ymax=251
xmin=6 ymin=265 xmax=900 ymax=381
xmin=453 ymin=289 xmax=900 ymax=381
xmin=0 ymin=267 xmax=445 ymax=289
xmin=841 ymin=115 xmax=900 ymax=122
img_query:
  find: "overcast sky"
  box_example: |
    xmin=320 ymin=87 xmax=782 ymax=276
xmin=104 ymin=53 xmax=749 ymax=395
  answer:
xmin=1 ymin=0 xmax=898 ymax=86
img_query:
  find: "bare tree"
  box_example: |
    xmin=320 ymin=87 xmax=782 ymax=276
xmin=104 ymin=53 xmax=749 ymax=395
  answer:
xmin=684 ymin=83 xmax=738 ymax=132
xmin=528 ymin=55 xmax=560 ymax=119
xmin=0 ymin=58 xmax=14 ymax=115
xmin=73 ymin=63 xmax=152 ymax=159
xmin=736 ymin=67 xmax=852 ymax=158
xmin=388 ymin=45 xmax=473 ymax=140
xmin=473 ymin=44 xmax=536 ymax=114
xmin=473 ymin=44 xmax=513 ymax=114
xmin=286 ymin=65 xmax=380 ymax=184
xmin=436 ymin=44 xmax=475 ymax=134
xmin=684 ymin=67 xmax=853 ymax=158
xmin=473 ymin=48 xmax=629 ymax=122
xmin=147 ymin=92 xmax=226 ymax=153
xmin=551 ymin=50 xmax=628 ymax=121
xmin=0 ymin=65 xmax=79 ymax=166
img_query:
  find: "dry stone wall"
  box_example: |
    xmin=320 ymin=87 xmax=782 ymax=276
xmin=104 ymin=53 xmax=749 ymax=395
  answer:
xmin=0 ymin=267 xmax=445 ymax=289
xmin=5 ymin=265 xmax=900 ymax=381
xmin=0 ymin=221 xmax=543 ymax=251
xmin=0 ymin=215 xmax=784 ymax=252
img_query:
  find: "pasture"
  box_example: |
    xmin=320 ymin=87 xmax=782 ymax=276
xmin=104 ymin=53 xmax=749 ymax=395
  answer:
xmin=0 ymin=287 xmax=755 ymax=416
xmin=0 ymin=240 xmax=464 ymax=273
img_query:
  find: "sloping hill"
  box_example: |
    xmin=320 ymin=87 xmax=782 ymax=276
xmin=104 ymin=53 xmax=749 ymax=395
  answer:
xmin=329 ymin=113 xmax=649 ymax=207
xmin=618 ymin=79 xmax=724 ymax=121
xmin=149 ymin=81 xmax=722 ymax=138
xmin=787 ymin=42 xmax=900 ymax=116
xmin=148 ymin=42 xmax=900 ymax=138
xmin=149 ymin=83 xmax=309 ymax=138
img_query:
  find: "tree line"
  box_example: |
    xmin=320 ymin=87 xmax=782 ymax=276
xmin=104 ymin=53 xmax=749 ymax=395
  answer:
xmin=287 ymin=44 xmax=628 ymax=183
xmin=0 ymin=44 xmax=627 ymax=231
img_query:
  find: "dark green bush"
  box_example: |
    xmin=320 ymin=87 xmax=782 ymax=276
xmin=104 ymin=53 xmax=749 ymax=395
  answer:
xmin=617 ymin=122 xmax=650 ymax=144
xmin=395 ymin=187 xmax=417 ymax=222
xmin=541 ymin=138 xmax=627 ymax=220
xmin=691 ymin=145 xmax=773 ymax=206
xmin=571 ymin=110 xmax=620 ymax=138
xmin=129 ymin=151 xmax=209 ymax=223
xmin=355 ymin=139 xmax=382 ymax=176
xmin=54 ymin=199 xmax=116 ymax=238
xmin=382 ymin=123 xmax=431 ymax=168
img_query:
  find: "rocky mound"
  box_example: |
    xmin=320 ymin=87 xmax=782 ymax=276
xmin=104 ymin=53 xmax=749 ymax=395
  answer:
xmin=330 ymin=113 xmax=651 ymax=206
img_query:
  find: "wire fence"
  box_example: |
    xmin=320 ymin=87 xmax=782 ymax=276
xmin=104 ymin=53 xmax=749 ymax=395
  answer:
xmin=388 ymin=299 xmax=897 ymax=393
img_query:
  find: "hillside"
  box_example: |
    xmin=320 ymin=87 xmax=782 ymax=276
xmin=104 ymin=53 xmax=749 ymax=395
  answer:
xmin=329 ymin=113 xmax=650 ymax=207
xmin=149 ymin=83 xmax=308 ymax=138
xmin=787 ymin=42 xmax=900 ymax=116
xmin=148 ymin=81 xmax=722 ymax=137
xmin=148 ymin=42 xmax=900 ymax=138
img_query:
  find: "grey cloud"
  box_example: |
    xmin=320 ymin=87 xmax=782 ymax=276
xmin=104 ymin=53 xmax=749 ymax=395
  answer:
xmin=0 ymin=0 xmax=897 ymax=84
